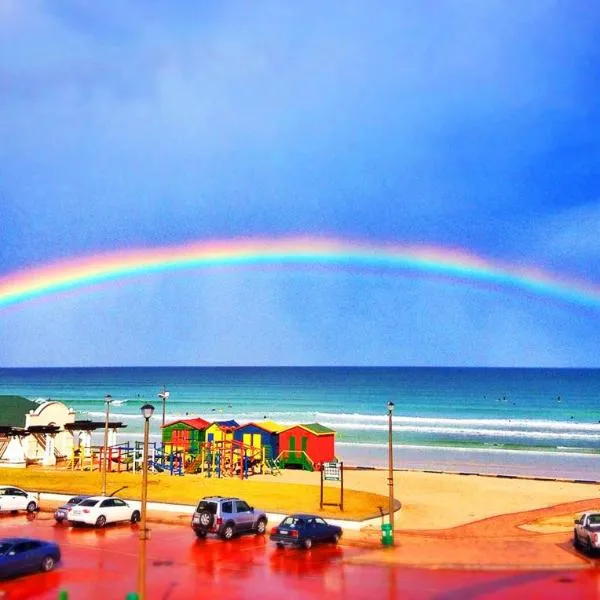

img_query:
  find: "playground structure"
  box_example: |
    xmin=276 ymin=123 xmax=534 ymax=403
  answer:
xmin=60 ymin=418 xmax=336 ymax=479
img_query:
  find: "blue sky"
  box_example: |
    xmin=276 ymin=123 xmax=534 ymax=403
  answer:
xmin=1 ymin=0 xmax=599 ymax=367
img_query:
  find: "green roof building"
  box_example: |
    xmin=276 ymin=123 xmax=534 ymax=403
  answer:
xmin=0 ymin=395 xmax=38 ymax=428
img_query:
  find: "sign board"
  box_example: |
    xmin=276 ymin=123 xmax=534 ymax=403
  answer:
xmin=323 ymin=461 xmax=341 ymax=481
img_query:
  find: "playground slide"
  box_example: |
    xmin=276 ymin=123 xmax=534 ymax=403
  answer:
xmin=147 ymin=461 xmax=165 ymax=473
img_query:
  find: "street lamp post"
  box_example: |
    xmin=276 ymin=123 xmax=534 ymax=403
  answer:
xmin=101 ymin=394 xmax=113 ymax=496
xmin=138 ymin=403 xmax=154 ymax=600
xmin=158 ymin=387 xmax=170 ymax=429
xmin=387 ymin=401 xmax=395 ymax=541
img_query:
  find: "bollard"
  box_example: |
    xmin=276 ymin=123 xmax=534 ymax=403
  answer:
xmin=381 ymin=522 xmax=394 ymax=546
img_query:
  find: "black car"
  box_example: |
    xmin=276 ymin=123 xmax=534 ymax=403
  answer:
xmin=54 ymin=495 xmax=90 ymax=523
xmin=270 ymin=514 xmax=342 ymax=549
xmin=0 ymin=538 xmax=61 ymax=579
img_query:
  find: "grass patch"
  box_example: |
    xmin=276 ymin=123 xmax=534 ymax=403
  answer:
xmin=0 ymin=468 xmax=385 ymax=521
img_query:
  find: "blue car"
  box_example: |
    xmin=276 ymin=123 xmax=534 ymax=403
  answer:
xmin=0 ymin=538 xmax=61 ymax=579
xmin=270 ymin=513 xmax=342 ymax=549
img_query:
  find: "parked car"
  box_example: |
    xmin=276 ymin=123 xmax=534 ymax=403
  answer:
xmin=0 ymin=487 xmax=38 ymax=514
xmin=68 ymin=496 xmax=140 ymax=528
xmin=0 ymin=538 xmax=60 ymax=579
xmin=573 ymin=511 xmax=600 ymax=553
xmin=54 ymin=495 xmax=90 ymax=523
xmin=270 ymin=514 xmax=342 ymax=549
xmin=191 ymin=496 xmax=268 ymax=540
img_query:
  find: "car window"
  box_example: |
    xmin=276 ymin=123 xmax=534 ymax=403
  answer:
xmin=315 ymin=518 xmax=327 ymax=526
xmin=0 ymin=543 xmax=11 ymax=555
xmin=222 ymin=501 xmax=233 ymax=514
xmin=12 ymin=543 xmax=31 ymax=554
xmin=0 ymin=489 xmax=6 ymax=496
xmin=80 ymin=499 xmax=99 ymax=507
xmin=281 ymin=517 xmax=303 ymax=528
xmin=113 ymin=499 xmax=126 ymax=507
xmin=589 ymin=515 xmax=600 ymax=525
xmin=197 ymin=501 xmax=217 ymax=514
xmin=101 ymin=499 xmax=114 ymax=508
xmin=13 ymin=490 xmax=27 ymax=497
xmin=235 ymin=500 xmax=250 ymax=512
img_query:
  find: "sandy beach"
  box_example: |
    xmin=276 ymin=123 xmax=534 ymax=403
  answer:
xmin=252 ymin=468 xmax=600 ymax=529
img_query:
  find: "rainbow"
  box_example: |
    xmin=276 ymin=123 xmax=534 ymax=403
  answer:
xmin=1 ymin=237 xmax=600 ymax=310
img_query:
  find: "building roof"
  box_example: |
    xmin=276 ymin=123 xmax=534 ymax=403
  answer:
xmin=0 ymin=396 xmax=39 ymax=428
xmin=209 ymin=419 xmax=239 ymax=429
xmin=280 ymin=422 xmax=336 ymax=435
xmin=162 ymin=417 xmax=210 ymax=430
xmin=237 ymin=420 xmax=286 ymax=433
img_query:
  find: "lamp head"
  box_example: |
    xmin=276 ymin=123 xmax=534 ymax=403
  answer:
xmin=158 ymin=390 xmax=170 ymax=400
xmin=105 ymin=394 xmax=113 ymax=404
xmin=140 ymin=404 xmax=155 ymax=420
xmin=387 ymin=401 xmax=395 ymax=413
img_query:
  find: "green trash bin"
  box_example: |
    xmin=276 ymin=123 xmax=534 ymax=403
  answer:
xmin=381 ymin=522 xmax=394 ymax=546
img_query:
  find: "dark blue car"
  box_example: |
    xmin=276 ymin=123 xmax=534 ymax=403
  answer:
xmin=0 ymin=538 xmax=61 ymax=579
xmin=270 ymin=513 xmax=342 ymax=549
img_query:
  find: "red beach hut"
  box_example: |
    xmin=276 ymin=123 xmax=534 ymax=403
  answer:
xmin=277 ymin=423 xmax=336 ymax=471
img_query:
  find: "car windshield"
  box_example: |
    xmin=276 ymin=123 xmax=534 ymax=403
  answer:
xmin=196 ymin=501 xmax=217 ymax=514
xmin=79 ymin=499 xmax=99 ymax=507
xmin=281 ymin=517 xmax=304 ymax=528
xmin=588 ymin=515 xmax=600 ymax=526
xmin=0 ymin=543 xmax=11 ymax=555
xmin=68 ymin=496 xmax=86 ymax=504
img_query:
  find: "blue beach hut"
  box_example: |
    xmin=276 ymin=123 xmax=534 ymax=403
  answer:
xmin=233 ymin=421 xmax=285 ymax=461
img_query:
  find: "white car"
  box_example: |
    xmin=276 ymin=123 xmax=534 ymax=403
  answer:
xmin=574 ymin=511 xmax=600 ymax=553
xmin=68 ymin=496 xmax=140 ymax=528
xmin=0 ymin=486 xmax=38 ymax=513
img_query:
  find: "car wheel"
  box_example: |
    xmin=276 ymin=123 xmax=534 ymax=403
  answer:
xmin=573 ymin=533 xmax=580 ymax=548
xmin=41 ymin=556 xmax=55 ymax=572
xmin=55 ymin=516 xmax=64 ymax=524
xmin=255 ymin=518 xmax=267 ymax=535
xmin=221 ymin=524 xmax=235 ymax=540
xmin=96 ymin=515 xmax=107 ymax=528
xmin=198 ymin=510 xmax=213 ymax=528
xmin=26 ymin=501 xmax=37 ymax=513
xmin=303 ymin=537 xmax=313 ymax=550
xmin=333 ymin=533 xmax=341 ymax=544
xmin=195 ymin=529 xmax=207 ymax=539
xmin=131 ymin=510 xmax=141 ymax=524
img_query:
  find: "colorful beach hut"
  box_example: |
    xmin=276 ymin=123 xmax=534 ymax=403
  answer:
xmin=204 ymin=420 xmax=239 ymax=444
xmin=233 ymin=420 xmax=285 ymax=461
xmin=277 ymin=423 xmax=336 ymax=471
xmin=161 ymin=417 xmax=210 ymax=453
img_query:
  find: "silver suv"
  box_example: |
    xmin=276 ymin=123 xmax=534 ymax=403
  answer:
xmin=191 ymin=496 xmax=268 ymax=540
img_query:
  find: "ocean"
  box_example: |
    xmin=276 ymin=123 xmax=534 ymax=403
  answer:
xmin=1 ymin=366 xmax=599 ymax=480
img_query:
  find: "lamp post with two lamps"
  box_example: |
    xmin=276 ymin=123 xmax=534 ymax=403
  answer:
xmin=387 ymin=400 xmax=395 ymax=541
xmin=137 ymin=403 xmax=154 ymax=600
xmin=101 ymin=394 xmax=113 ymax=496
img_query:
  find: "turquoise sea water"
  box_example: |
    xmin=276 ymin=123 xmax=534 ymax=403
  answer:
xmin=1 ymin=367 xmax=599 ymax=478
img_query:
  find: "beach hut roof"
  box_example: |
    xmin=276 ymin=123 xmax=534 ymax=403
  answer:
xmin=162 ymin=417 xmax=210 ymax=430
xmin=211 ymin=419 xmax=239 ymax=429
xmin=280 ymin=422 xmax=336 ymax=436
xmin=0 ymin=396 xmax=39 ymax=428
xmin=238 ymin=420 xmax=285 ymax=433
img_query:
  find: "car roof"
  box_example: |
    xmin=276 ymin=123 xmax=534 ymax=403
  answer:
xmin=83 ymin=496 xmax=124 ymax=501
xmin=201 ymin=496 xmax=240 ymax=502
xmin=0 ymin=537 xmax=51 ymax=544
xmin=287 ymin=513 xmax=319 ymax=519
xmin=0 ymin=486 xmax=24 ymax=490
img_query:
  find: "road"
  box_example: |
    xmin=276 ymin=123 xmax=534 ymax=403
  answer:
xmin=0 ymin=512 xmax=599 ymax=599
